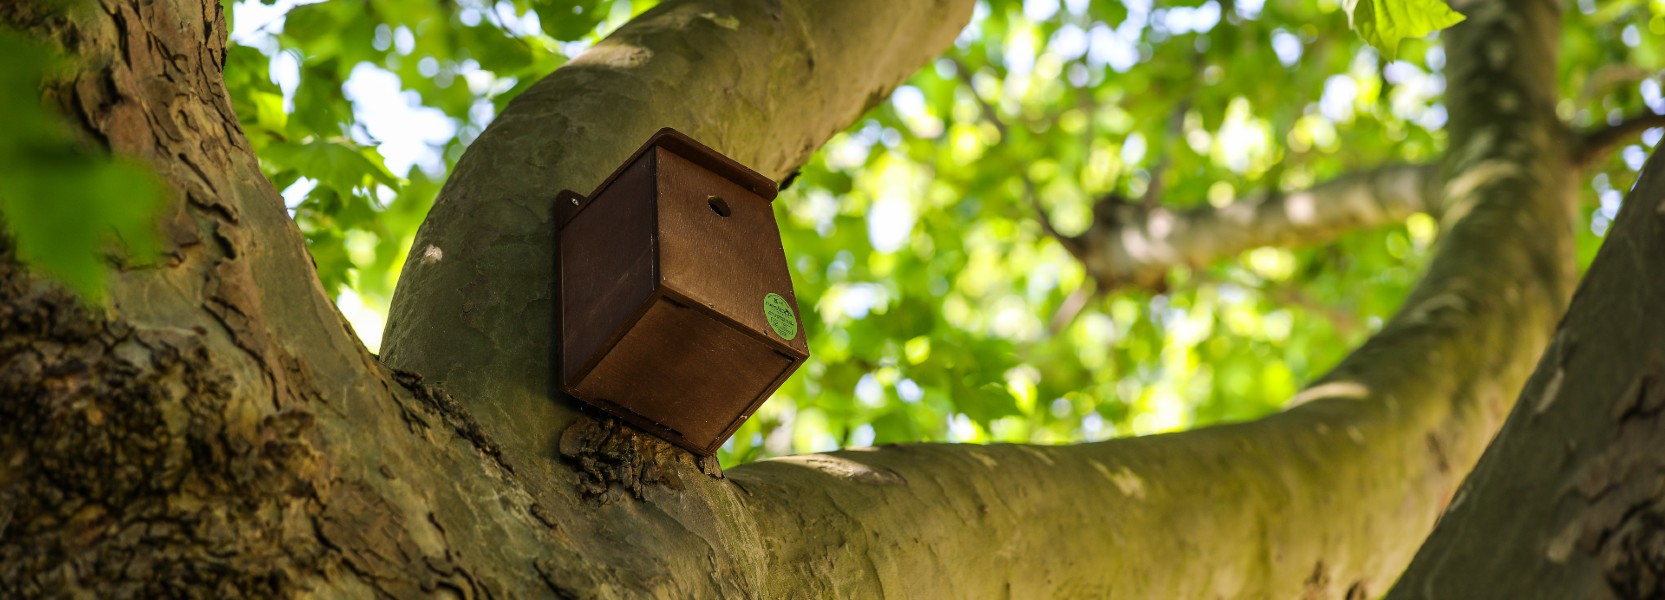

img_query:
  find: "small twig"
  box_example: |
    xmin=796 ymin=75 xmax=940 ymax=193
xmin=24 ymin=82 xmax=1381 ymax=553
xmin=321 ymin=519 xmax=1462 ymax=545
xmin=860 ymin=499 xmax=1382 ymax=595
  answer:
xmin=1575 ymin=65 xmax=1658 ymax=109
xmin=950 ymin=57 xmax=1008 ymax=138
xmin=1185 ymin=270 xmax=1359 ymax=336
xmin=1020 ymin=179 xmax=1080 ymax=254
xmin=1260 ymin=281 xmax=1360 ymax=336
xmin=950 ymin=56 xmax=1080 ymax=253
xmin=1575 ymin=110 xmax=1665 ymax=167
xmin=1047 ymin=283 xmax=1096 ymax=335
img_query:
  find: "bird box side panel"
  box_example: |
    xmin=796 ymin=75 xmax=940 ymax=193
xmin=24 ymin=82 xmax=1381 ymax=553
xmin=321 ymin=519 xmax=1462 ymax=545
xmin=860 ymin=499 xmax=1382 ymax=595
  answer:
xmin=559 ymin=154 xmax=659 ymax=386
xmin=654 ymin=149 xmax=810 ymax=358
xmin=569 ymin=294 xmax=795 ymax=454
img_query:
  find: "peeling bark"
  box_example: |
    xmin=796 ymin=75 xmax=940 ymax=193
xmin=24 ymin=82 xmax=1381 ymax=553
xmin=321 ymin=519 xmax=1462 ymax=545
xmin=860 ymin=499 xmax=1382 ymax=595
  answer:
xmin=0 ymin=240 xmax=327 ymax=596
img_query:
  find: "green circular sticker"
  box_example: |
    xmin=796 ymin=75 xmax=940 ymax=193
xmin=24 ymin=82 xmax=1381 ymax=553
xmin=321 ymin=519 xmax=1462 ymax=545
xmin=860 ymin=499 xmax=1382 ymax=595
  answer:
xmin=763 ymin=293 xmax=798 ymax=340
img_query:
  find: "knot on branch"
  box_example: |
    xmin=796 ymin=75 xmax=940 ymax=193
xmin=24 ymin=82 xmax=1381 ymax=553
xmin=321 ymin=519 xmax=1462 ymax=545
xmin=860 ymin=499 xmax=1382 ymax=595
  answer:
xmin=558 ymin=416 xmax=721 ymax=503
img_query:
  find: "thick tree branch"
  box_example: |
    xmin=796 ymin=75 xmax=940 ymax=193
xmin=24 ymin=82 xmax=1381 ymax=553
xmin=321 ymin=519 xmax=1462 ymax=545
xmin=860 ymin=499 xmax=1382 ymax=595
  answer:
xmin=1077 ymin=163 xmax=1441 ymax=292
xmin=376 ymin=0 xmax=1574 ymax=595
xmin=5 ymin=0 xmax=581 ymax=594
xmin=1574 ymin=110 xmax=1665 ymax=167
xmin=726 ymin=1 xmax=1575 ymax=595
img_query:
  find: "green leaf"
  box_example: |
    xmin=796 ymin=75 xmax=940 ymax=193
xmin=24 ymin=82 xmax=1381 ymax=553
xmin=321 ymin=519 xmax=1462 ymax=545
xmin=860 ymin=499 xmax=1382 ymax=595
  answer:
xmin=870 ymin=410 xmax=921 ymax=445
xmin=261 ymin=139 xmax=400 ymax=190
xmin=1345 ymin=0 xmax=1465 ymax=58
xmin=532 ymin=0 xmax=607 ymax=41
xmin=0 ymin=30 xmax=165 ymax=302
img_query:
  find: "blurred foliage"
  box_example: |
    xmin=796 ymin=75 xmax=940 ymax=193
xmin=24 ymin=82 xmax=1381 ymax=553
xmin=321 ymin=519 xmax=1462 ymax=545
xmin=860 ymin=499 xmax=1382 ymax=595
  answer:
xmin=0 ymin=0 xmax=1637 ymax=463
xmin=0 ymin=28 xmax=165 ymax=301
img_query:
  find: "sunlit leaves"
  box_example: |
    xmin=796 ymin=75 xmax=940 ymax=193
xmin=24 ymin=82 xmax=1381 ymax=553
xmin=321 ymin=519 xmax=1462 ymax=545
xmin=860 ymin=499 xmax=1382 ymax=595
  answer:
xmin=0 ymin=30 xmax=165 ymax=301
xmin=225 ymin=0 xmax=580 ymax=301
xmin=1344 ymin=0 xmax=1464 ymax=57
xmin=206 ymin=0 xmax=1660 ymax=464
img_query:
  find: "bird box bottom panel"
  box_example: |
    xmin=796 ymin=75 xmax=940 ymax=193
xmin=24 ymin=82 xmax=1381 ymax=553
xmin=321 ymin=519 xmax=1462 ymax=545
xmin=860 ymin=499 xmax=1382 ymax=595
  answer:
xmin=565 ymin=293 xmax=801 ymax=455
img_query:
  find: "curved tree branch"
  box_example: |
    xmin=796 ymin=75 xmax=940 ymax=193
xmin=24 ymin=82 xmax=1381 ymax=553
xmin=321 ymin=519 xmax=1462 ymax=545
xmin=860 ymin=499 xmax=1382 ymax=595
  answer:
xmin=1574 ymin=110 xmax=1665 ymax=167
xmin=1076 ymin=163 xmax=1442 ymax=292
xmin=380 ymin=0 xmax=978 ymax=464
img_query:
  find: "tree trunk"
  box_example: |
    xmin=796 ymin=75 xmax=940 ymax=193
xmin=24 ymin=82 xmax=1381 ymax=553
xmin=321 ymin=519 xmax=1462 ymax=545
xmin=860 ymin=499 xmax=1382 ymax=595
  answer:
xmin=0 ymin=0 xmax=1588 ymax=597
xmin=1386 ymin=130 xmax=1665 ymax=600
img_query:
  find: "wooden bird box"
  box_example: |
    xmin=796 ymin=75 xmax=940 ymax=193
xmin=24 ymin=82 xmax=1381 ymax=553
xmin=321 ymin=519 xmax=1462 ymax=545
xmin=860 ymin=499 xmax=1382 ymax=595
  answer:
xmin=555 ymin=128 xmax=810 ymax=455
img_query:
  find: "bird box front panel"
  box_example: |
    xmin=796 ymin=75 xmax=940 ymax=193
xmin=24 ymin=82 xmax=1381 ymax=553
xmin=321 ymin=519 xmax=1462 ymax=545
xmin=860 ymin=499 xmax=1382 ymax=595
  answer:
xmin=654 ymin=148 xmax=810 ymax=358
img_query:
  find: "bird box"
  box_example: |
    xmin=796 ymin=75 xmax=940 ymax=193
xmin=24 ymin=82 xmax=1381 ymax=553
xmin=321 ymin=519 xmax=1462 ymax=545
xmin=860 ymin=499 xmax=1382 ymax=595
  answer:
xmin=555 ymin=128 xmax=810 ymax=456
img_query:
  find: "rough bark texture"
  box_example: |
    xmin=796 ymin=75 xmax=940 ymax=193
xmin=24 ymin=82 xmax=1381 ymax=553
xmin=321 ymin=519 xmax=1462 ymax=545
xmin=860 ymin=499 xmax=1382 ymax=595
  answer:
xmin=1075 ymin=163 xmax=1442 ymax=292
xmin=1387 ymin=125 xmax=1665 ymax=600
xmin=0 ymin=0 xmax=565 ymax=596
xmin=0 ymin=0 xmax=1597 ymax=597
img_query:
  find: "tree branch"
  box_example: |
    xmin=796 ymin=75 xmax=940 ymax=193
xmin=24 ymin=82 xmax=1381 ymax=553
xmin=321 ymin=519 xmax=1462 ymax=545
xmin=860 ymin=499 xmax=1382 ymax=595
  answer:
xmin=1574 ymin=110 xmax=1665 ymax=167
xmin=1074 ymin=163 xmax=1442 ymax=292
